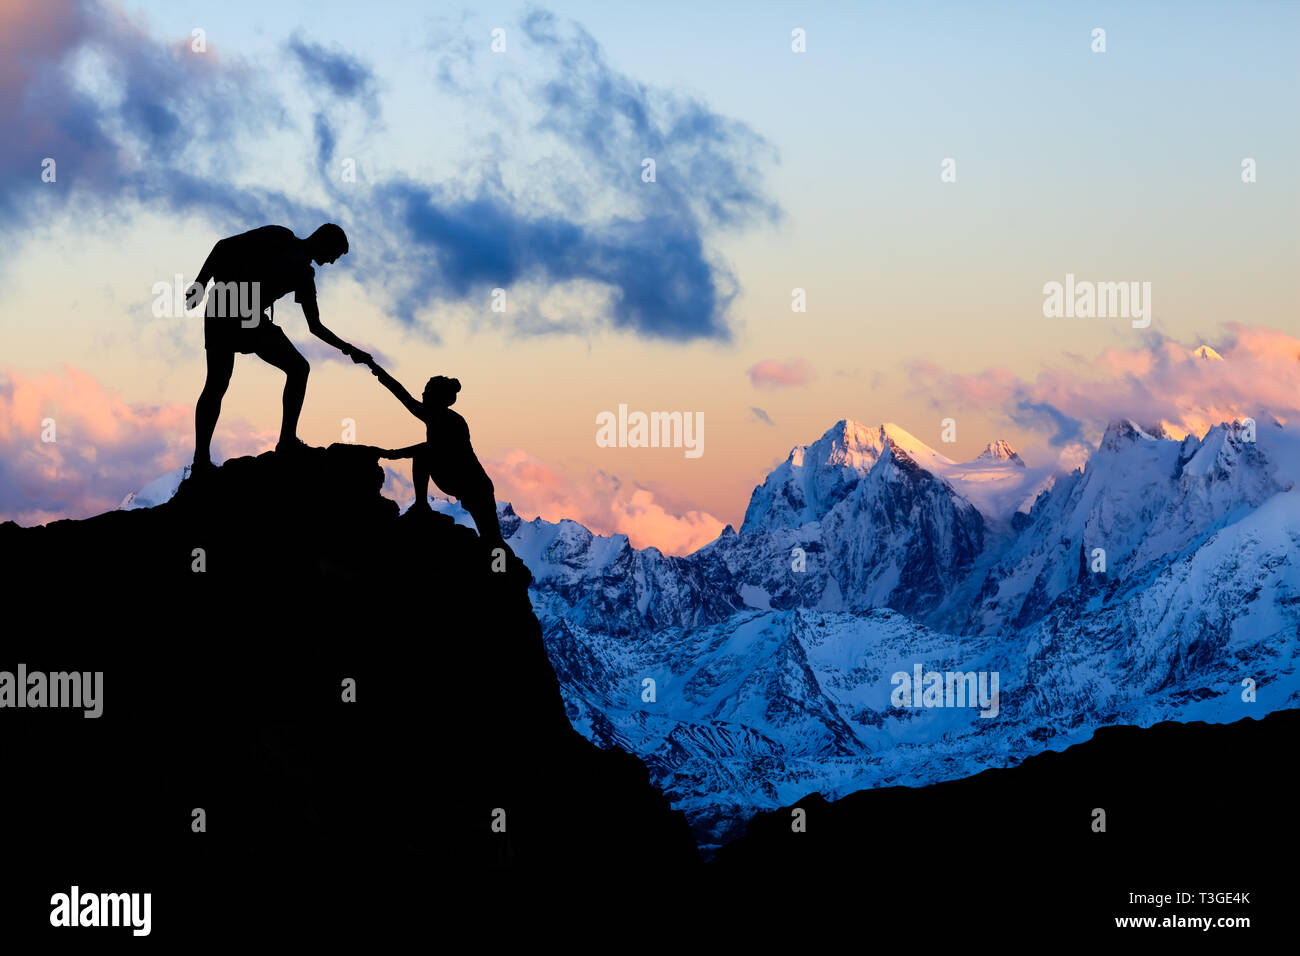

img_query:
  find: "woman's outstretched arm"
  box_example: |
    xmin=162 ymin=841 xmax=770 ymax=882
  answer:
xmin=379 ymin=443 xmax=425 ymax=459
xmin=366 ymin=360 xmax=424 ymax=420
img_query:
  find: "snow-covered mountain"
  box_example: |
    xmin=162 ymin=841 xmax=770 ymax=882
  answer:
xmin=741 ymin=421 xmax=1048 ymax=533
xmin=122 ymin=418 xmax=1300 ymax=851
xmin=965 ymin=419 xmax=1291 ymax=632
xmin=511 ymin=417 xmax=1300 ymax=848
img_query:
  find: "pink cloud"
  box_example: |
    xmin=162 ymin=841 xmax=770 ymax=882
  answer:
xmin=386 ymin=447 xmax=725 ymax=556
xmin=607 ymin=488 xmax=725 ymax=555
xmin=0 ymin=364 xmax=270 ymax=525
xmin=908 ymin=323 xmax=1300 ymax=458
xmin=490 ymin=450 xmax=724 ymax=554
xmin=748 ymin=358 xmax=815 ymax=388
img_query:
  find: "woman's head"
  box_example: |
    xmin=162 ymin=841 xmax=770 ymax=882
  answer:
xmin=423 ymin=375 xmax=461 ymax=406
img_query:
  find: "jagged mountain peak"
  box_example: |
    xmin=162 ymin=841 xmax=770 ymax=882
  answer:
xmin=744 ymin=421 xmax=958 ymax=535
xmin=1098 ymin=419 xmax=1167 ymax=451
xmin=975 ymin=439 xmax=1024 ymax=466
xmin=1191 ymin=344 xmax=1225 ymax=361
xmin=792 ymin=418 xmax=886 ymax=470
xmin=800 ymin=420 xmax=944 ymax=465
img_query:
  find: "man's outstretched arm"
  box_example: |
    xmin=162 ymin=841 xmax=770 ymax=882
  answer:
xmin=367 ymin=361 xmax=424 ymax=420
xmin=302 ymin=297 xmax=370 ymax=364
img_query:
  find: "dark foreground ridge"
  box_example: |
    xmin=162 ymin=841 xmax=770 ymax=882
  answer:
xmin=0 ymin=445 xmax=697 ymax=940
xmin=0 ymin=445 xmax=1292 ymax=938
xmin=714 ymin=708 xmax=1298 ymax=928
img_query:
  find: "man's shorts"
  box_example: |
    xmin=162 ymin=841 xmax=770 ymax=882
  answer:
xmin=204 ymin=313 xmax=286 ymax=355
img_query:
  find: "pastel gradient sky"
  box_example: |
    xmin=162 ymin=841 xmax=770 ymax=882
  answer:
xmin=2 ymin=0 xmax=1297 ymax=550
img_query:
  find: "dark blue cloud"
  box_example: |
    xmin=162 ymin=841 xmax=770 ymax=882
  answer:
xmin=325 ymin=9 xmax=778 ymax=340
xmin=287 ymin=35 xmax=377 ymax=103
xmin=0 ymin=0 xmax=321 ymax=235
xmin=524 ymin=9 xmax=779 ymax=233
xmin=1011 ymin=400 xmax=1084 ymax=446
xmin=749 ymin=407 xmax=774 ymax=426
xmin=3 ymin=3 xmax=778 ymax=344
xmin=358 ymin=179 xmax=729 ymax=338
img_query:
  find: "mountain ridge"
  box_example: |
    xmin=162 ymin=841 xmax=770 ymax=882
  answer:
xmin=109 ymin=417 xmax=1300 ymax=850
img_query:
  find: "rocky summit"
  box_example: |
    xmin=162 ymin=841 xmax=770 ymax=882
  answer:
xmin=1 ymin=442 xmax=699 ymax=937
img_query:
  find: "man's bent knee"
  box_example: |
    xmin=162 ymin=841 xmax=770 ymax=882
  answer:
xmin=199 ymin=378 xmax=230 ymax=402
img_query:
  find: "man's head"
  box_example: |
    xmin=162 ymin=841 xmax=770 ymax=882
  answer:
xmin=306 ymin=223 xmax=349 ymax=265
xmin=423 ymin=375 xmax=461 ymax=407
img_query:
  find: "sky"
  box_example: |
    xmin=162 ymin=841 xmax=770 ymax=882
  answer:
xmin=1 ymin=0 xmax=1297 ymax=550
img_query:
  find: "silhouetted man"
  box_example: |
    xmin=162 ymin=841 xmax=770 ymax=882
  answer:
xmin=187 ymin=223 xmax=370 ymax=471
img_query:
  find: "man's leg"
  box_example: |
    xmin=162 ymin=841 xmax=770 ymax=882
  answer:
xmin=252 ymin=326 xmax=310 ymax=447
xmin=195 ymin=347 xmax=235 ymax=467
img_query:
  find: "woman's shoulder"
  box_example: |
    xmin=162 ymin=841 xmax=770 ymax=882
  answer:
xmin=426 ymin=407 xmax=470 ymax=430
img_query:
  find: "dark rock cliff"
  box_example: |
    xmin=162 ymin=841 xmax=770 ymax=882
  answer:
xmin=0 ymin=444 xmax=698 ymax=939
